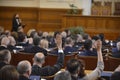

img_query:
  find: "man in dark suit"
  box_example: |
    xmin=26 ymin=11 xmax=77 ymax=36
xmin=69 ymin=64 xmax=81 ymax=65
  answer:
xmin=79 ymin=39 xmax=97 ymax=56
xmin=31 ymin=33 xmax=65 ymax=76
xmin=64 ymin=37 xmax=77 ymax=55
xmin=17 ymin=60 xmax=31 ymax=80
xmin=0 ymin=50 xmax=11 ymax=69
xmin=23 ymin=37 xmax=47 ymax=56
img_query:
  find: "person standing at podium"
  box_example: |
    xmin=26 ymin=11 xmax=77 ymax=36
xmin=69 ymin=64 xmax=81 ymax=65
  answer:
xmin=12 ymin=13 xmax=22 ymax=32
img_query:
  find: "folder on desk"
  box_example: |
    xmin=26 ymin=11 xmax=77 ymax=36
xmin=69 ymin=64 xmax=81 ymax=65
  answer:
xmin=101 ymin=71 xmax=112 ymax=77
xmin=30 ymin=75 xmax=41 ymax=80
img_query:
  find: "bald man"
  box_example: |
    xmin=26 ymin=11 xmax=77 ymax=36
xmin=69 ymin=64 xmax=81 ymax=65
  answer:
xmin=31 ymin=33 xmax=65 ymax=76
xmin=17 ymin=60 xmax=31 ymax=80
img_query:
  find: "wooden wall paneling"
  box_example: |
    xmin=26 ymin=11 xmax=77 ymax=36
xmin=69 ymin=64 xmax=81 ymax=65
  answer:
xmin=106 ymin=18 xmax=120 ymax=30
xmin=95 ymin=18 xmax=106 ymax=29
xmin=86 ymin=19 xmax=96 ymax=29
xmin=65 ymin=17 xmax=76 ymax=28
xmin=0 ymin=7 xmax=38 ymax=20
xmin=62 ymin=15 xmax=120 ymax=40
xmin=37 ymin=23 xmax=61 ymax=32
xmin=37 ymin=8 xmax=63 ymax=31
xmin=0 ymin=20 xmax=12 ymax=30
xmin=68 ymin=17 xmax=76 ymax=27
xmin=62 ymin=15 xmax=67 ymax=30
xmin=76 ymin=18 xmax=86 ymax=28
xmin=37 ymin=8 xmax=82 ymax=31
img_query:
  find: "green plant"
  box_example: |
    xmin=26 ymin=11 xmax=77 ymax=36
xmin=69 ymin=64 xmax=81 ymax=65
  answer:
xmin=69 ymin=26 xmax=84 ymax=35
xmin=68 ymin=4 xmax=79 ymax=14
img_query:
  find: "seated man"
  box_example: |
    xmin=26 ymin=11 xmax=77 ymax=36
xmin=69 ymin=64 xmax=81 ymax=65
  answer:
xmin=0 ymin=50 xmax=11 ymax=69
xmin=31 ymin=33 xmax=65 ymax=76
xmin=63 ymin=37 xmax=77 ymax=55
xmin=22 ymin=37 xmax=47 ymax=56
xmin=79 ymin=39 xmax=97 ymax=56
xmin=17 ymin=60 xmax=32 ymax=80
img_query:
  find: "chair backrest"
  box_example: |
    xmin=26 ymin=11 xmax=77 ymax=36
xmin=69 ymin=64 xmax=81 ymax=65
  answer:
xmin=108 ymin=56 xmax=120 ymax=71
xmin=11 ymin=52 xmax=34 ymax=66
xmin=76 ymin=55 xmax=111 ymax=71
xmin=44 ymin=53 xmax=77 ymax=68
xmin=76 ymin=55 xmax=97 ymax=70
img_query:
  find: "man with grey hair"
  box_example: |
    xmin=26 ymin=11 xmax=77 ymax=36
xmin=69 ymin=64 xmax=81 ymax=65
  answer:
xmin=0 ymin=36 xmax=10 ymax=50
xmin=0 ymin=50 xmax=11 ymax=69
xmin=54 ymin=71 xmax=71 ymax=80
xmin=17 ymin=60 xmax=31 ymax=80
xmin=31 ymin=33 xmax=64 ymax=76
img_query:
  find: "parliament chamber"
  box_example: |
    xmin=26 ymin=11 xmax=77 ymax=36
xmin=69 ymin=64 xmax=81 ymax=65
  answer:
xmin=0 ymin=0 xmax=120 ymax=80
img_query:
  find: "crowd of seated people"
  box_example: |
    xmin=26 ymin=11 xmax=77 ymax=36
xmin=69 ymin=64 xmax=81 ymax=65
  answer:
xmin=0 ymin=25 xmax=120 ymax=80
xmin=0 ymin=25 xmax=120 ymax=57
xmin=0 ymin=34 xmax=65 ymax=80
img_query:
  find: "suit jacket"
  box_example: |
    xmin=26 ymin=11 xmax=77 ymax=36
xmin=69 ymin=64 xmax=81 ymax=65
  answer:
xmin=0 ymin=46 xmax=7 ymax=51
xmin=12 ymin=17 xmax=21 ymax=32
xmin=112 ymin=51 xmax=120 ymax=58
xmin=79 ymin=49 xmax=97 ymax=56
xmin=19 ymin=75 xmax=30 ymax=80
xmin=64 ymin=46 xmax=77 ymax=55
xmin=23 ymin=46 xmax=47 ymax=56
xmin=31 ymin=52 xmax=64 ymax=76
xmin=0 ymin=61 xmax=8 ymax=69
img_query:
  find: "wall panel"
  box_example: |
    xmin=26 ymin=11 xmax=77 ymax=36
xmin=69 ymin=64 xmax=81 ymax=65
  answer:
xmin=62 ymin=15 xmax=120 ymax=40
xmin=86 ymin=19 xmax=96 ymax=29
